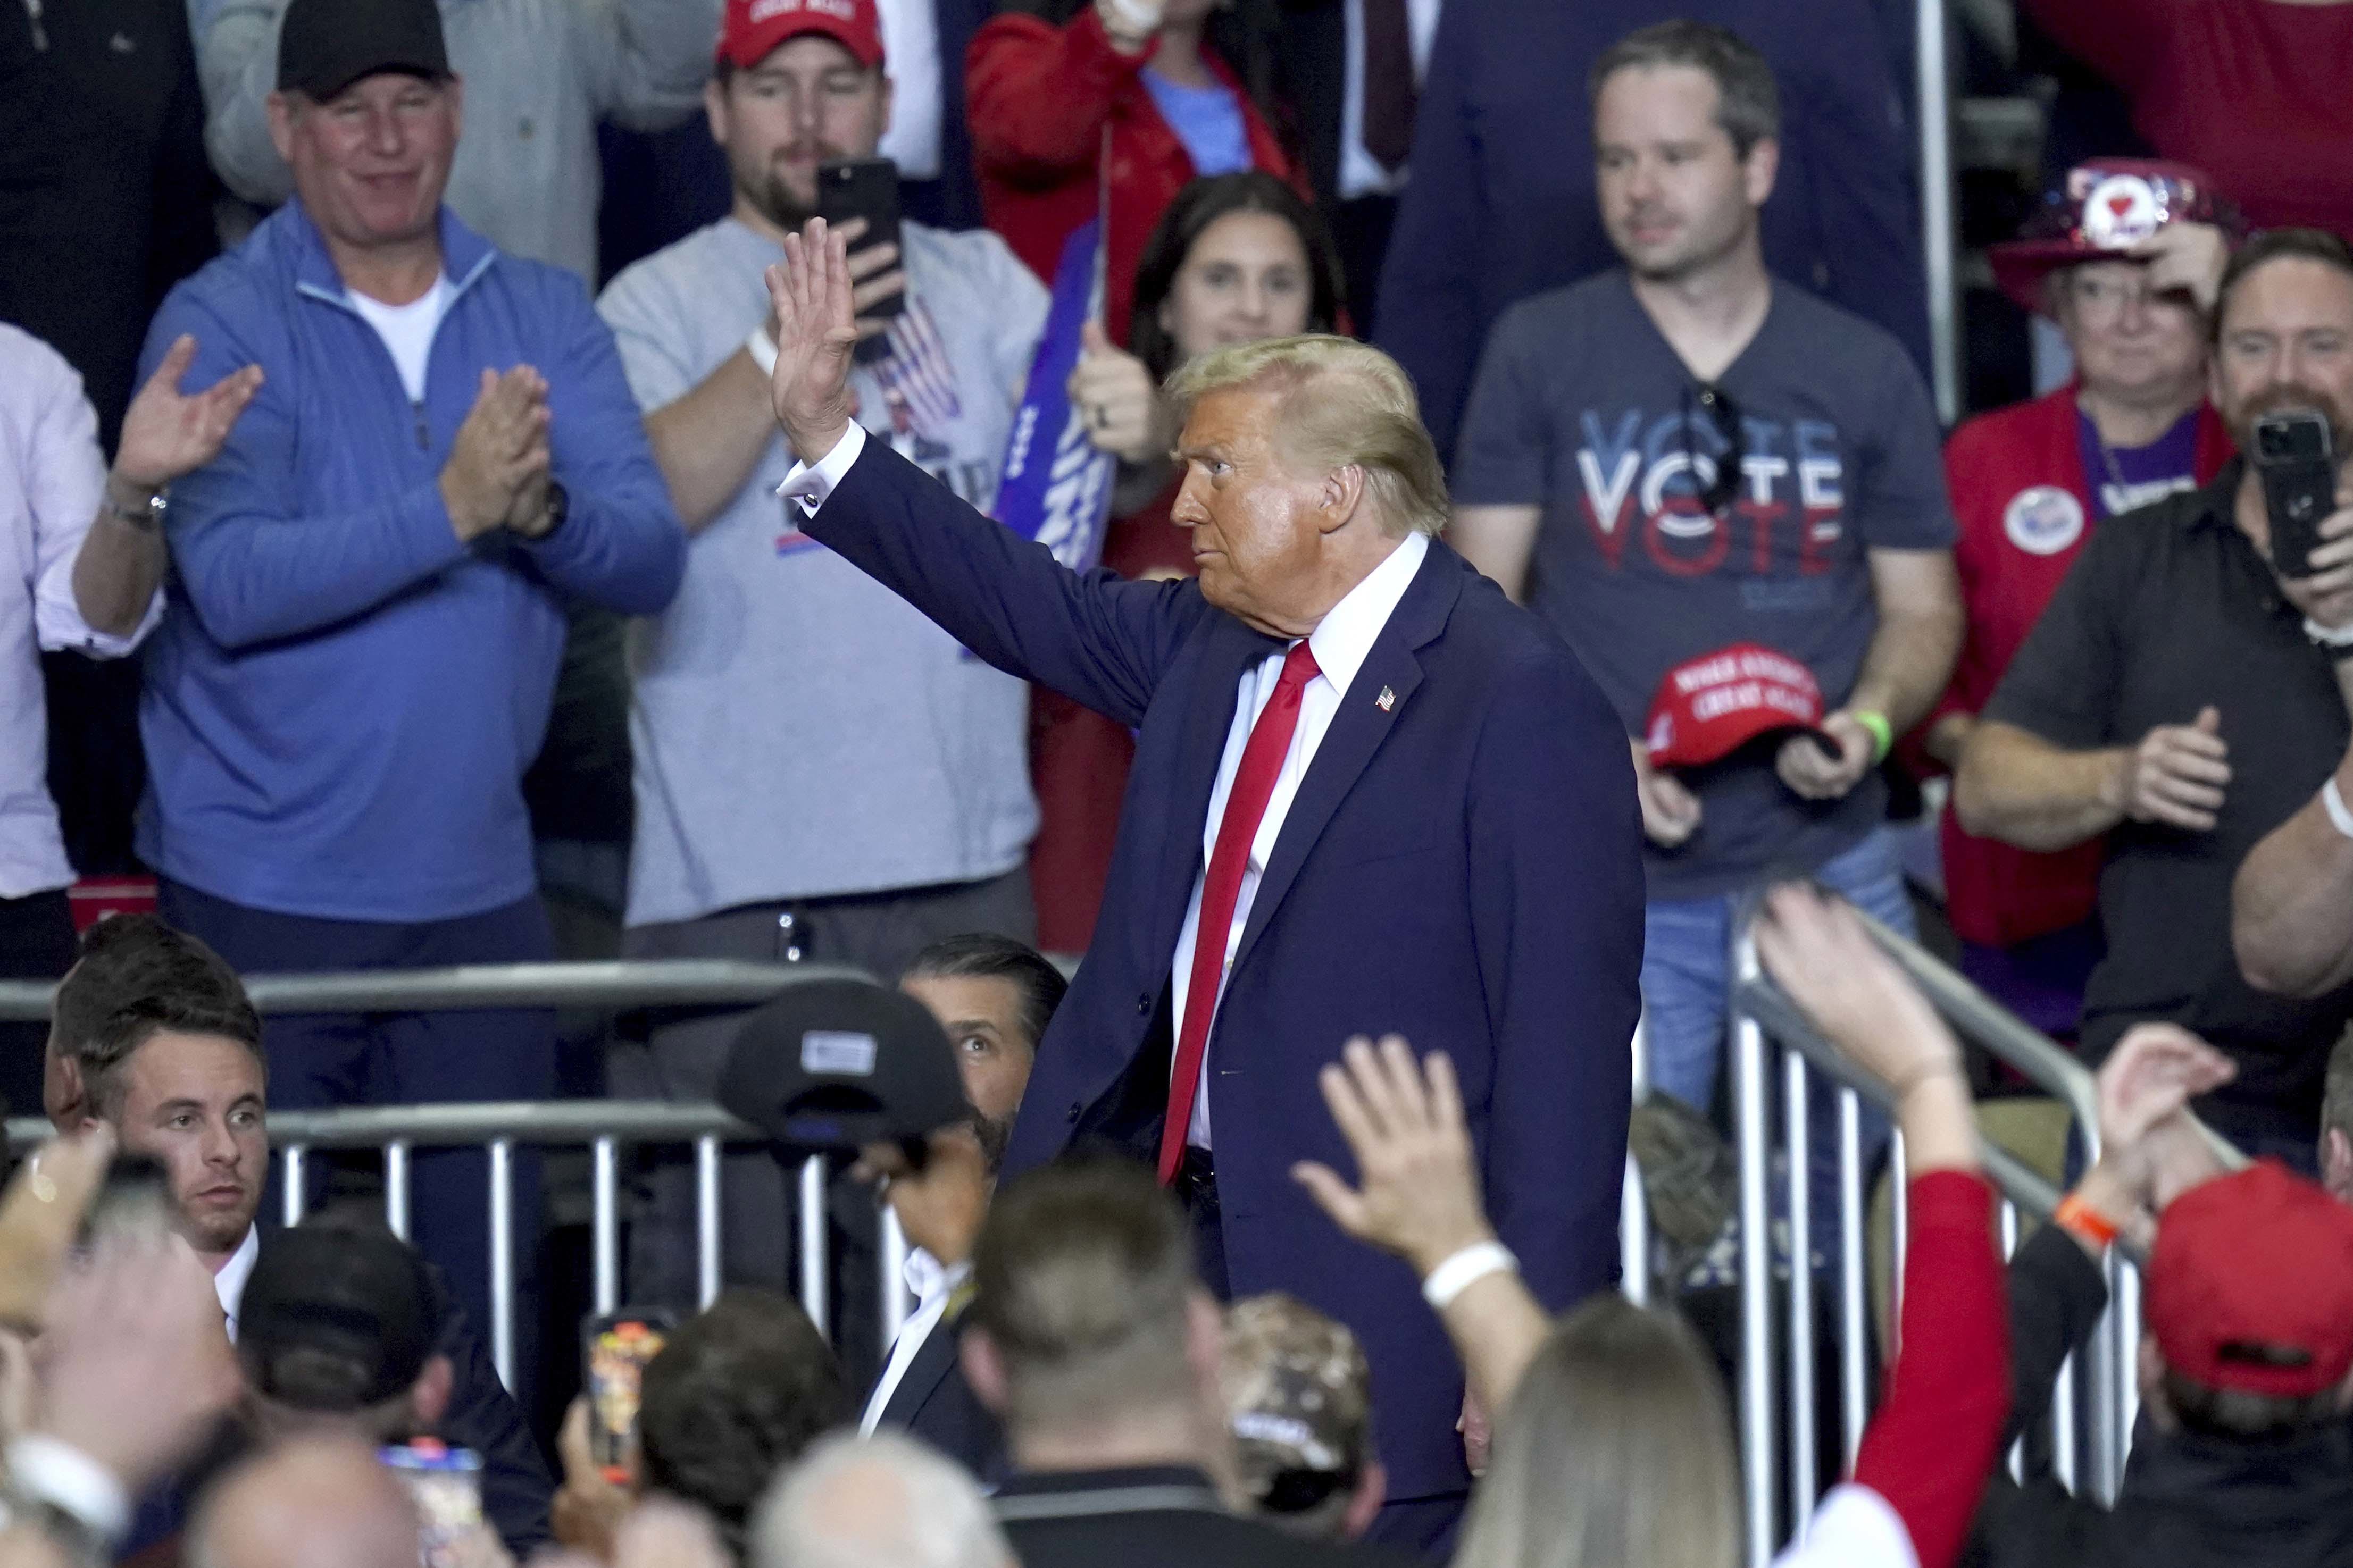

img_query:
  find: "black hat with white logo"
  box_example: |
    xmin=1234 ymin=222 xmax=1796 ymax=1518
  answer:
xmin=718 ymin=978 xmax=968 ymax=1156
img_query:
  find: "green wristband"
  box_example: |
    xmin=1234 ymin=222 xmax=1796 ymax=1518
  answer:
xmin=1853 ymin=709 xmax=1893 ymax=764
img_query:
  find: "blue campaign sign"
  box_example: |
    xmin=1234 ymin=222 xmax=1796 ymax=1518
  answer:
xmin=992 ymin=220 xmax=1116 ymax=572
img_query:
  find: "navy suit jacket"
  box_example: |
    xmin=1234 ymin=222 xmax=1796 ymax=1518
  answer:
xmin=797 ymin=439 xmax=1645 ymax=1500
xmin=870 ymin=1302 xmax=1007 ymax=1483
xmin=1375 ymin=0 xmax=1932 ymax=463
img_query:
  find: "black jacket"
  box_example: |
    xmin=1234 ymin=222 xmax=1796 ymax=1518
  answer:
xmin=1969 ymin=1225 xmax=2353 ymax=1568
xmin=995 ymin=1466 xmax=1416 ymax=1568
xmin=867 ymin=1301 xmax=1007 ymax=1485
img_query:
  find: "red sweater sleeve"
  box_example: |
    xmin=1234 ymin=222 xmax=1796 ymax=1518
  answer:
xmin=965 ymin=9 xmax=1148 ymax=181
xmin=1850 ymin=1171 xmax=2010 ymax=1568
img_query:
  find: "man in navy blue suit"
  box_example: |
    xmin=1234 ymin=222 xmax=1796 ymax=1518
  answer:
xmin=758 ymin=221 xmax=1645 ymax=1546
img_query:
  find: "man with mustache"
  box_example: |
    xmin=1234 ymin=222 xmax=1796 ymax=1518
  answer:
xmin=1959 ymin=229 xmax=2353 ymax=1171
xmin=595 ymin=0 xmax=1052 ymax=1358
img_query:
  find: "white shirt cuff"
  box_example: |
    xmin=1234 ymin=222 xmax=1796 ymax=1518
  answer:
xmin=775 ymin=423 xmax=869 ymax=519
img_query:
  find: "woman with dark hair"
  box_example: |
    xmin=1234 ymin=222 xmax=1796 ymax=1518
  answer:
xmin=1028 ymin=171 xmax=1345 ymax=952
xmin=966 ymin=0 xmax=1307 ymax=355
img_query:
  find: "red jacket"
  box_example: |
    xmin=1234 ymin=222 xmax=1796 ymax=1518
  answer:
xmin=965 ymin=7 xmax=1303 ymax=348
xmin=1922 ymin=386 xmax=2234 ymax=947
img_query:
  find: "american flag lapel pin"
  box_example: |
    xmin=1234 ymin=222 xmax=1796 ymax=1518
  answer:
xmin=1375 ymin=685 xmax=1396 ymax=712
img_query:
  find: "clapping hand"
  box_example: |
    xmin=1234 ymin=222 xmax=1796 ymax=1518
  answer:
xmin=2096 ymin=1022 xmax=2235 ymax=1216
xmin=763 ymin=219 xmax=861 ymax=465
xmin=1752 ymin=882 xmax=1962 ymax=1099
xmin=439 ymin=367 xmax=552 ymax=542
xmin=2111 ymin=707 xmax=2230 ymax=833
xmin=114 ymin=334 xmax=264 ymax=493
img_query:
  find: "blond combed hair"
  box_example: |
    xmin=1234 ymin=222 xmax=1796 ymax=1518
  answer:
xmin=1453 ymin=1297 xmax=1741 ymax=1568
xmin=1165 ymin=334 xmax=1450 ymax=538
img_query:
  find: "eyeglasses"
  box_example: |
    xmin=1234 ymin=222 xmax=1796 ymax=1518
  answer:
xmin=1684 ymin=382 xmax=1746 ymax=515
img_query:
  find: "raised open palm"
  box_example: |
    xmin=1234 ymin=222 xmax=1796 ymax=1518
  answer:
xmin=762 ymin=219 xmax=861 ymax=464
xmin=116 ymin=334 xmax=264 ymax=490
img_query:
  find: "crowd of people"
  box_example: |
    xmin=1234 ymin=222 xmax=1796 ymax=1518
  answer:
xmin=13 ymin=0 xmax=2353 ymax=1561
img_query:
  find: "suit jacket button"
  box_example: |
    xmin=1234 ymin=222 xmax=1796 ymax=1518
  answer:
xmin=1066 ymin=1102 xmax=1081 ymax=1122
xmin=1137 ymin=993 xmax=1152 ymax=1016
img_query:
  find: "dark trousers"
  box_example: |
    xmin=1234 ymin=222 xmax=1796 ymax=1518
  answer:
xmin=0 ymin=887 xmax=76 ymax=1122
xmin=157 ymin=879 xmax=557 ymax=1398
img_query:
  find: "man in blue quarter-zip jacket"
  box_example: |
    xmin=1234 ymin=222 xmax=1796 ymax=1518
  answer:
xmin=132 ymin=0 xmax=685 ymax=1381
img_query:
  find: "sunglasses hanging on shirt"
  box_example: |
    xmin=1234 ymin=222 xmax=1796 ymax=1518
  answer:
xmin=1683 ymin=382 xmax=1747 ymax=516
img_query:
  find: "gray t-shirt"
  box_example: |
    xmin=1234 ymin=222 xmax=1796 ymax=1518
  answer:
xmin=598 ymin=217 xmax=1050 ymax=926
xmin=1454 ymin=271 xmax=1954 ymax=900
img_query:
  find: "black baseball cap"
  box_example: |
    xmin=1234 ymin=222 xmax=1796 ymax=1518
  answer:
xmin=277 ymin=0 xmax=451 ymax=102
xmin=719 ymin=979 xmax=969 ymax=1156
xmin=238 ymin=1225 xmax=437 ymax=1410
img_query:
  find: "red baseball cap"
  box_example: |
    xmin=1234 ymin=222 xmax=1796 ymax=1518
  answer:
xmin=1989 ymin=158 xmax=2243 ymax=315
xmin=1642 ymin=643 xmax=1836 ymax=770
xmin=718 ymin=0 xmax=885 ymax=71
xmin=2148 ymin=1160 xmax=2353 ymax=1401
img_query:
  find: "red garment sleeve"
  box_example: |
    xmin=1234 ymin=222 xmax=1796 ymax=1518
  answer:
xmin=1850 ymin=1170 xmax=2010 ymax=1568
xmin=2016 ymin=0 xmax=2176 ymax=95
xmin=965 ymin=9 xmax=1148 ymax=182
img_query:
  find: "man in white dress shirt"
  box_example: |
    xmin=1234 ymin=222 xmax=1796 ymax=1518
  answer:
xmin=1 ymin=322 xmax=259 ymax=1121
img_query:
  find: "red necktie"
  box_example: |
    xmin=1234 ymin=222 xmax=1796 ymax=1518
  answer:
xmin=1159 ymin=640 xmax=1322 ymax=1183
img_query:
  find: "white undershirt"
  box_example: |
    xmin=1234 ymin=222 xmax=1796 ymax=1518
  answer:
xmin=348 ymin=275 xmax=452 ymax=404
xmin=1337 ymin=0 xmax=1443 ymax=200
xmin=214 ymin=1224 xmax=261 ymax=1343
xmin=873 ymin=0 xmax=943 ymax=180
xmin=859 ymin=1246 xmax=969 ymax=1434
xmin=1170 ymin=529 xmax=1428 ymax=1148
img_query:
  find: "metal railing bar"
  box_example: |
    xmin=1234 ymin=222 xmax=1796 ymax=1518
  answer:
xmin=11 ymin=1101 xmax=760 ymax=1152
xmin=592 ymin=1138 xmax=620 ymax=1318
xmin=1783 ymin=1049 xmax=1817 ymax=1539
xmin=1732 ymin=933 xmax=1776 ymax=1568
xmin=696 ymin=1137 xmax=724 ymax=1310
xmin=385 ymin=1141 xmax=411 ymax=1240
xmin=490 ymin=1139 xmax=514 ymax=1391
xmin=0 ymin=959 xmax=873 ymax=1023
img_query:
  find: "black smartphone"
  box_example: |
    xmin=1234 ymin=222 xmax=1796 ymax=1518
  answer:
xmin=2256 ymin=407 xmax=2337 ymax=579
xmin=815 ymin=157 xmax=905 ymax=322
xmin=582 ymin=1308 xmax=674 ymax=1483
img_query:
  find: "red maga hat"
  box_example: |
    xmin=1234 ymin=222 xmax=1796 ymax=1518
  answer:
xmin=1989 ymin=159 xmax=2242 ymax=316
xmin=2148 ymin=1160 xmax=2353 ymax=1401
xmin=1642 ymin=643 xmax=1836 ymax=771
xmin=719 ymin=0 xmax=884 ymax=71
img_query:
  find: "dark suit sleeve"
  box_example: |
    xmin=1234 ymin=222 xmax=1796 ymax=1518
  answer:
xmin=2001 ymin=1223 xmax=2110 ymax=1448
xmin=1368 ymin=0 xmax=1486 ymax=463
xmin=1464 ymin=643 xmax=1646 ymax=1306
xmin=424 ymin=1267 xmax=555 ymax=1557
xmin=799 ymin=437 xmax=1211 ymax=729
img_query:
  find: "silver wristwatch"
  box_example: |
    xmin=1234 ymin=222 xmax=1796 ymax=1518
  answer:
xmin=102 ymin=486 xmax=168 ymax=533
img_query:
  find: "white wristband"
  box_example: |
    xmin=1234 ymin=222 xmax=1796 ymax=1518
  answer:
xmin=1420 ymin=1240 xmax=1518 ymax=1310
xmin=2323 ymin=777 xmax=2353 ymax=843
xmin=744 ymin=325 xmax=779 ymax=378
xmin=2308 ymin=617 xmax=2353 ymax=649
xmin=7 ymin=1437 xmax=131 ymax=1546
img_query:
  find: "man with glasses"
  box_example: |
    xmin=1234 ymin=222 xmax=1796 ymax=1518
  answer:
xmin=1448 ymin=20 xmax=1959 ymax=1155
xmin=1918 ymin=164 xmax=2235 ymax=1045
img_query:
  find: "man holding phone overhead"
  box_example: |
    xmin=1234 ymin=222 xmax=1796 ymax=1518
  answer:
xmin=596 ymin=0 xmax=1052 ymax=1354
xmin=1958 ymin=229 xmax=2353 ymax=1171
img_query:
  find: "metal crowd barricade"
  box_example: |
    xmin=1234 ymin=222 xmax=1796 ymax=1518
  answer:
xmin=1722 ymin=908 xmax=2139 ymax=1565
xmin=0 ymin=960 xmax=919 ymax=1392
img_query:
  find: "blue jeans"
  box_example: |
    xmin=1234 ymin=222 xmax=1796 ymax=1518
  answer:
xmin=1641 ymin=831 xmax=1912 ymax=1267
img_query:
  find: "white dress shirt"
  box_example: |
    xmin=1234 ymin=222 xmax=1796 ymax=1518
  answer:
xmin=780 ymin=428 xmax=1431 ymax=1150
xmin=214 ymin=1224 xmax=262 ymax=1342
xmin=859 ymin=1245 xmax=970 ymax=1434
xmin=873 ymin=0 xmax=944 ymax=180
xmin=1 ymin=323 xmax=164 ymax=901
xmin=1336 ymin=0 xmax=1443 ymax=200
xmin=1169 ymin=529 xmax=1428 ymax=1147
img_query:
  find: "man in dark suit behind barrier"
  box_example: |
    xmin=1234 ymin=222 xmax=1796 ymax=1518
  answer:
xmin=758 ymin=220 xmax=1645 ymax=1546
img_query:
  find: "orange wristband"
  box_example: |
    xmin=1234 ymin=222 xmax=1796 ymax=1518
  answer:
xmin=2054 ymin=1192 xmax=2121 ymax=1251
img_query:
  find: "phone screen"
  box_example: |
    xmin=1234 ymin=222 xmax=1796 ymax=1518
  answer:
xmin=381 ymin=1440 xmax=482 ymax=1568
xmin=584 ymin=1310 xmax=673 ymax=1483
